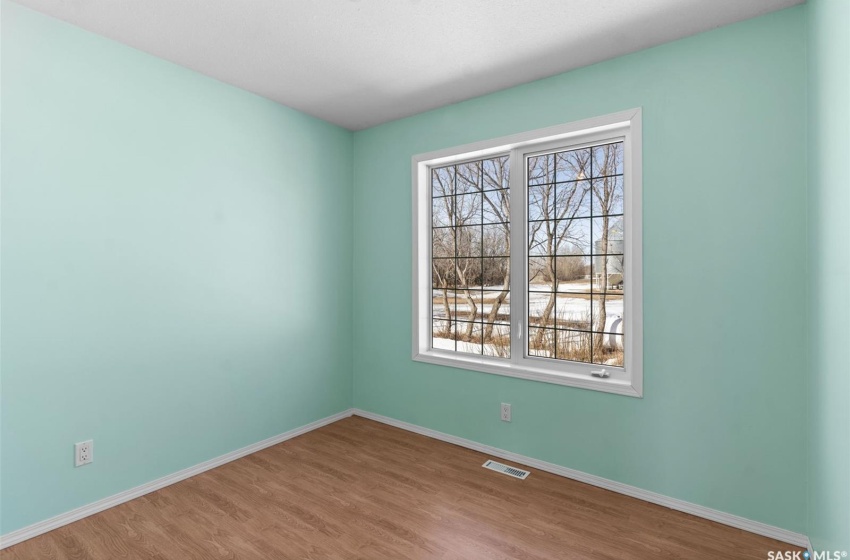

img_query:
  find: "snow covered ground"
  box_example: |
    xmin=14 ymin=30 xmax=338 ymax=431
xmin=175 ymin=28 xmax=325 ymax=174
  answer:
xmin=432 ymin=323 xmax=510 ymax=356
xmin=432 ymin=282 xmax=623 ymax=326
xmin=431 ymin=280 xmax=624 ymax=360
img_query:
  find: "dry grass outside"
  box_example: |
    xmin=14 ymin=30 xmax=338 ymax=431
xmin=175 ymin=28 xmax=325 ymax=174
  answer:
xmin=433 ymin=325 xmax=622 ymax=366
xmin=548 ymin=290 xmax=623 ymax=301
xmin=529 ymin=308 xmax=593 ymax=330
xmin=528 ymin=309 xmax=624 ymax=367
xmin=430 ymin=292 xmax=622 ymax=311
xmin=433 ymin=303 xmax=624 ymax=366
xmin=432 ymin=322 xmax=511 ymax=358
xmin=431 ymin=295 xmax=510 ymax=306
xmin=528 ymin=330 xmax=624 ymax=366
xmin=484 ymin=332 xmax=511 ymax=358
xmin=532 ymin=316 xmax=589 ymax=330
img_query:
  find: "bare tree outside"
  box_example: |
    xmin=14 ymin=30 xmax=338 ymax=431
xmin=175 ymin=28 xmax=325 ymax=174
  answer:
xmin=431 ymin=156 xmax=511 ymax=356
xmin=430 ymin=142 xmax=624 ymax=367
xmin=526 ymin=142 xmax=624 ymax=366
xmin=479 ymin=158 xmax=510 ymax=342
xmin=590 ymin=144 xmax=624 ymax=356
xmin=527 ymin=149 xmax=590 ymax=348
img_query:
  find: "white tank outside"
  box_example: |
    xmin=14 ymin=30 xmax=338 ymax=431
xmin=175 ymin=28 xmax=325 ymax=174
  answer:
xmin=601 ymin=315 xmax=623 ymax=349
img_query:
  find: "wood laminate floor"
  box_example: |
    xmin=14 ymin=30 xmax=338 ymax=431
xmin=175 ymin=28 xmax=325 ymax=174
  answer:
xmin=2 ymin=416 xmax=801 ymax=559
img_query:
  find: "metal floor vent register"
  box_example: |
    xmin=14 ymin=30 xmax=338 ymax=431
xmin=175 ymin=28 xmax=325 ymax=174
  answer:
xmin=482 ymin=460 xmax=530 ymax=480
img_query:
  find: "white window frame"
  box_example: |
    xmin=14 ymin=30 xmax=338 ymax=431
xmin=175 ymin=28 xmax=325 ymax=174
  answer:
xmin=412 ymin=108 xmax=643 ymax=397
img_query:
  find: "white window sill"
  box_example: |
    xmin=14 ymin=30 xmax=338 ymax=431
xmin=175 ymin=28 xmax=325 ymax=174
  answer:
xmin=413 ymin=349 xmax=642 ymax=398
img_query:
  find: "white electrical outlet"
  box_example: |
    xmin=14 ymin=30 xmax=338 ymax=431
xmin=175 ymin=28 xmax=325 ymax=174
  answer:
xmin=75 ymin=440 xmax=93 ymax=467
xmin=500 ymin=403 xmax=512 ymax=422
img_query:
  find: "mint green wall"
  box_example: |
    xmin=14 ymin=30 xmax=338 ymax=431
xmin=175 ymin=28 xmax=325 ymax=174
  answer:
xmin=807 ymin=0 xmax=850 ymax=552
xmin=352 ymin=7 xmax=808 ymax=534
xmin=1 ymin=0 xmax=827 ymax=543
xmin=0 ymin=1 xmax=353 ymax=534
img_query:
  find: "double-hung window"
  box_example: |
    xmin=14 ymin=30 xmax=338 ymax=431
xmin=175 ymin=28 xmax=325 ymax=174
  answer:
xmin=412 ymin=109 xmax=643 ymax=397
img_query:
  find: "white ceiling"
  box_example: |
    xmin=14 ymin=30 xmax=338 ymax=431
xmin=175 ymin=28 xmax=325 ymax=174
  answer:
xmin=12 ymin=0 xmax=802 ymax=130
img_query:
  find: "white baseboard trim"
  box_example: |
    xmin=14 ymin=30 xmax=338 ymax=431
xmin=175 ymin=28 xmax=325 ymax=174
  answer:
xmin=0 ymin=409 xmax=355 ymax=550
xmin=352 ymin=408 xmax=809 ymax=548
xmin=3 ymin=407 xmax=809 ymax=550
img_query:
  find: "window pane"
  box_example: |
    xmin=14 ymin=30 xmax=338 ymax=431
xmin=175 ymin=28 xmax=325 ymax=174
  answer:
xmin=592 ymin=254 xmax=625 ymax=293
xmin=483 ymin=224 xmax=509 ymax=257
xmin=556 ymin=148 xmax=591 ymax=182
xmin=454 ymin=193 xmax=482 ymax=225
xmin=455 ymin=227 xmax=482 ymax=258
xmin=483 ymin=156 xmax=510 ymax=191
xmin=429 ymin=157 xmax=510 ymax=360
xmin=592 ymin=333 xmax=623 ymax=366
xmin=432 ymin=259 xmax=458 ymax=290
xmin=483 ymin=322 xmax=510 ymax=358
xmin=556 ymin=294 xmax=593 ymax=331
xmin=432 ymin=319 xmax=454 ymax=351
xmin=592 ymin=176 xmax=623 ymax=216
xmin=483 ymin=189 xmax=509 ymax=224
xmin=455 ymin=258 xmax=482 ymax=292
xmin=432 ymin=289 xmax=456 ymax=321
xmin=432 ymin=194 xmax=454 ymax=228
xmin=528 ymin=183 xmax=557 ymax=221
xmin=528 ymin=154 xmax=554 ymax=186
xmin=482 ymin=286 xmax=510 ymax=322
xmin=460 ymin=290 xmax=485 ymax=324
xmin=455 ymin=321 xmax=483 ymax=355
xmin=482 ymin=263 xmax=511 ymax=358
xmin=559 ymin=218 xmax=591 ymax=256
xmin=482 ymin=257 xmax=510 ymax=291
xmin=432 ymin=227 xmax=454 ymax=258
xmin=528 ymin=327 xmax=556 ymax=358
xmin=528 ymin=256 xmax=551 ymax=290
xmin=529 ymin=292 xmax=557 ymax=329
xmin=457 ymin=278 xmax=484 ymax=324
xmin=554 ymin=180 xmax=591 ymax=220
xmin=529 ymin=221 xmax=552 ymax=256
xmin=571 ymin=181 xmax=593 ymax=219
xmin=591 ymin=217 xmax=624 ymax=255
xmin=555 ymin=256 xmax=591 ymax=292
xmin=553 ymin=219 xmax=584 ymax=256
xmin=431 ymin=165 xmax=455 ymax=198
xmin=532 ymin=220 xmax=586 ymax=260
xmin=591 ymin=142 xmax=624 ymax=177
xmin=555 ymin=329 xmax=592 ymax=363
xmin=456 ymin=161 xmax=481 ymax=194
xmin=527 ymin=140 xmax=626 ymax=368
xmin=591 ymin=297 xmax=624 ymax=337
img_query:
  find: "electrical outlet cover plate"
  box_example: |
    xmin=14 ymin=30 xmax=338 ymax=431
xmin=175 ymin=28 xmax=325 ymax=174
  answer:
xmin=75 ymin=440 xmax=93 ymax=467
xmin=500 ymin=403 xmax=511 ymax=422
